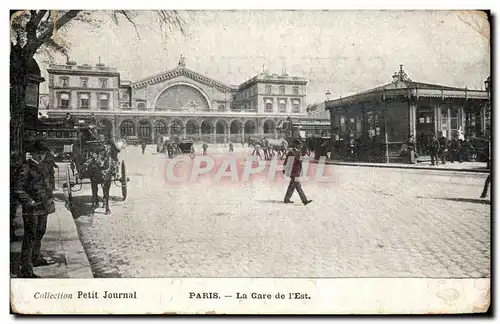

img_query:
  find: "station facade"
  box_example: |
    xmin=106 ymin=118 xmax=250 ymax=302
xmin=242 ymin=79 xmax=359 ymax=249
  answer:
xmin=46 ymin=56 xmax=311 ymax=143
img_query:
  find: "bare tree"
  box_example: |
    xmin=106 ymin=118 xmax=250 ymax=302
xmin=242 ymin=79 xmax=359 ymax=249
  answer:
xmin=10 ymin=10 xmax=186 ymax=156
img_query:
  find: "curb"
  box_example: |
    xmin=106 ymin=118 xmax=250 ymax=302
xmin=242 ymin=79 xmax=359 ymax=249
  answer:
xmin=53 ymin=198 xmax=94 ymax=278
xmin=325 ymin=161 xmax=490 ymax=174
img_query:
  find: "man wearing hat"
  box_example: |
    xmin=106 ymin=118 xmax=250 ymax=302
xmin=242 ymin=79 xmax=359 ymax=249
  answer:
xmin=283 ymin=140 xmax=313 ymax=206
xmin=14 ymin=138 xmax=56 ymax=278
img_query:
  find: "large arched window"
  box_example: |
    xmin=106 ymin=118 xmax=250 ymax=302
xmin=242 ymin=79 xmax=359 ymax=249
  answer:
xmin=120 ymin=120 xmax=135 ymax=137
xmin=154 ymin=120 xmax=167 ymax=135
xmin=171 ymin=121 xmax=182 ymax=135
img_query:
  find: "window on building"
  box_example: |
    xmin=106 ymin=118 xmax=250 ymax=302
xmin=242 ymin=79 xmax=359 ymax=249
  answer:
xmin=99 ymin=94 xmax=109 ymax=109
xmin=218 ymin=104 xmax=225 ymax=110
xmin=137 ymin=103 xmax=146 ymax=110
xmin=100 ymin=79 xmax=108 ymax=88
xmin=122 ymin=103 xmax=130 ymax=109
xmin=265 ymin=85 xmax=272 ymax=94
xmin=251 ymin=100 xmax=257 ymax=110
xmin=59 ymin=93 xmax=70 ymax=109
xmin=59 ymin=77 xmax=69 ymax=87
xmin=293 ymin=86 xmax=299 ymax=95
xmin=279 ymin=99 xmax=286 ymax=113
xmin=265 ymin=99 xmax=273 ymax=112
xmin=253 ymin=86 xmax=258 ymax=95
xmin=292 ymin=100 xmax=300 ymax=113
xmin=450 ymin=108 xmax=459 ymax=136
xmin=80 ymin=78 xmax=88 ymax=88
xmin=79 ymin=93 xmax=90 ymax=109
xmin=279 ymin=86 xmax=285 ymax=95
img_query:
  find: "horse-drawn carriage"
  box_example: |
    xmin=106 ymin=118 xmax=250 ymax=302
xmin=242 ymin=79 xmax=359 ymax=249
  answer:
xmin=38 ymin=118 xmax=129 ymax=213
xmin=277 ymin=118 xmax=331 ymax=160
xmin=159 ymin=136 xmax=195 ymax=159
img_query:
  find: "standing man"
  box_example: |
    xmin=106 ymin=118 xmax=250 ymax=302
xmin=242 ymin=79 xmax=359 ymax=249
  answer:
xmin=438 ymin=133 xmax=449 ymax=165
xmin=202 ymin=142 xmax=208 ymax=155
xmin=229 ymin=142 xmax=234 ymax=152
xmin=141 ymin=140 xmax=147 ymax=155
xmin=283 ymin=141 xmax=313 ymax=206
xmin=429 ymin=134 xmax=440 ymax=166
xmin=14 ymin=138 xmax=56 ymax=278
xmin=449 ymin=135 xmax=460 ymax=163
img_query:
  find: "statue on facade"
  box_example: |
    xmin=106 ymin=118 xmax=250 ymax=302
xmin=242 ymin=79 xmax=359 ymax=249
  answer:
xmin=178 ymin=54 xmax=186 ymax=68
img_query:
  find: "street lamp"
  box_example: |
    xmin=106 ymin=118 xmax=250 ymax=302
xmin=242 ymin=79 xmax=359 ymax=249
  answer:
xmin=325 ymin=90 xmax=332 ymax=101
xmin=485 ymin=76 xmax=491 ymax=92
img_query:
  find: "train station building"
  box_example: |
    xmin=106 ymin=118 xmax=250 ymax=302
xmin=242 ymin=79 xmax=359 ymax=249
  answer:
xmin=325 ymin=65 xmax=490 ymax=162
xmin=45 ymin=56 xmax=312 ymax=143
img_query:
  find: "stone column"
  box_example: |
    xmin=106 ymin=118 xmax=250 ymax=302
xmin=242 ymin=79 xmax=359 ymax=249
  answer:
xmin=213 ymin=124 xmax=217 ymax=143
xmin=434 ymin=105 xmax=440 ymax=137
xmin=408 ymin=103 xmax=417 ymax=137
xmin=198 ymin=126 xmax=202 ymax=142
xmin=480 ymin=105 xmax=486 ymax=134
xmin=459 ymin=105 xmax=465 ymax=134
xmin=183 ymin=126 xmax=187 ymax=140
xmin=241 ymin=127 xmax=245 ymax=144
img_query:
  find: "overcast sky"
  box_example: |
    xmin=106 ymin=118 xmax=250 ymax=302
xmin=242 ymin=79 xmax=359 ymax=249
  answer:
xmin=36 ymin=10 xmax=490 ymax=104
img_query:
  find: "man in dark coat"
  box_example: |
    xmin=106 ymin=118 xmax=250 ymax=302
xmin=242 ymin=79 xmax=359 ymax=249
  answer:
xmin=429 ymin=135 xmax=440 ymax=166
xmin=449 ymin=135 xmax=460 ymax=163
xmin=438 ymin=133 xmax=449 ymax=165
xmin=283 ymin=141 xmax=313 ymax=206
xmin=141 ymin=140 xmax=147 ymax=154
xmin=14 ymin=138 xmax=55 ymax=278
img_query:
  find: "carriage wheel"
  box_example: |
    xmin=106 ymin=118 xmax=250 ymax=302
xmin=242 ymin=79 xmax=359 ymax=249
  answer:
xmin=65 ymin=165 xmax=73 ymax=208
xmin=121 ymin=160 xmax=128 ymax=200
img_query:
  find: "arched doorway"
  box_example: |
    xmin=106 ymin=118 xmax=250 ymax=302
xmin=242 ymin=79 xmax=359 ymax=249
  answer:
xmin=215 ymin=120 xmax=228 ymax=143
xmin=138 ymin=120 xmax=152 ymax=143
xmin=244 ymin=120 xmax=256 ymax=143
xmin=230 ymin=120 xmax=242 ymax=143
xmin=99 ymin=119 xmax=113 ymax=139
xmin=170 ymin=120 xmax=183 ymax=140
xmin=263 ymin=120 xmax=276 ymax=137
xmin=201 ymin=120 xmax=214 ymax=143
xmin=120 ymin=120 xmax=135 ymax=138
xmin=154 ymin=120 xmax=168 ymax=136
xmin=185 ymin=120 xmax=199 ymax=141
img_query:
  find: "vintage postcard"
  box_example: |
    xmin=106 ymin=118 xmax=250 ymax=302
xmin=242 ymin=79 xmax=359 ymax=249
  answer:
xmin=9 ymin=8 xmax=491 ymax=315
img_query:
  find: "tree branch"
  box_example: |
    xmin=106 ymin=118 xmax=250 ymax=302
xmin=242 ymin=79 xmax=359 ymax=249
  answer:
xmin=32 ymin=10 xmax=48 ymax=27
xmin=24 ymin=10 xmax=81 ymax=57
xmin=117 ymin=10 xmax=141 ymax=39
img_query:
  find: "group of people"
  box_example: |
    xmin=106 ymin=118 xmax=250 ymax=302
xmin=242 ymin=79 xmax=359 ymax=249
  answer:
xmin=406 ymin=133 xmax=488 ymax=166
xmin=10 ymin=137 xmax=59 ymax=278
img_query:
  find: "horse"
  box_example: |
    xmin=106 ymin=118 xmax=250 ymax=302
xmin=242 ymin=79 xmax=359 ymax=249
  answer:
xmin=266 ymin=139 xmax=288 ymax=159
xmin=79 ymin=146 xmax=116 ymax=214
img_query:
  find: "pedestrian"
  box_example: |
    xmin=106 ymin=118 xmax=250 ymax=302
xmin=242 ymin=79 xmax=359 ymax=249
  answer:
xmin=429 ymin=134 xmax=440 ymax=166
xmin=141 ymin=140 xmax=147 ymax=155
xmin=480 ymin=173 xmax=491 ymax=198
xmin=449 ymin=135 xmax=460 ymax=163
xmin=460 ymin=138 xmax=473 ymax=162
xmin=254 ymin=142 xmax=263 ymax=160
xmin=438 ymin=133 xmax=448 ymax=165
xmin=14 ymin=138 xmax=56 ymax=278
xmin=202 ymin=142 xmax=208 ymax=155
xmin=229 ymin=142 xmax=234 ymax=152
xmin=406 ymin=135 xmax=417 ymax=164
xmin=283 ymin=141 xmax=313 ymax=206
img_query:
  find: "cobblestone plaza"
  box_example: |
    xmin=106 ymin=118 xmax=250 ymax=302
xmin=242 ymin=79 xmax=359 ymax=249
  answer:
xmin=70 ymin=145 xmax=490 ymax=278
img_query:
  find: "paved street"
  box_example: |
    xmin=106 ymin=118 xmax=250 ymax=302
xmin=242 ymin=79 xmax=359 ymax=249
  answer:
xmin=71 ymin=144 xmax=491 ymax=278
